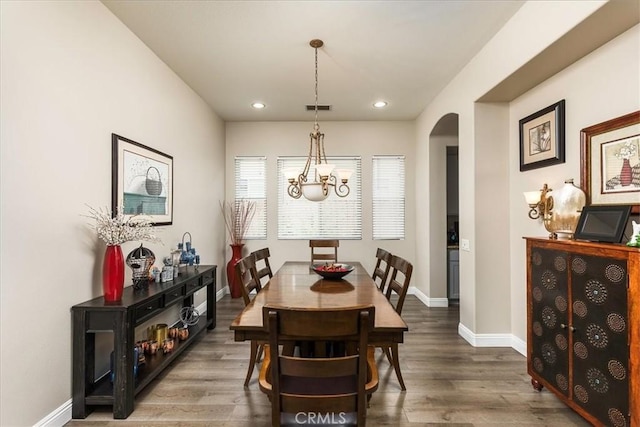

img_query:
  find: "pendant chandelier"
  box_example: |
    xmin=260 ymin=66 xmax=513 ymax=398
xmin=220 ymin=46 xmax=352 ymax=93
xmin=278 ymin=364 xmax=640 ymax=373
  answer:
xmin=284 ymin=39 xmax=352 ymax=202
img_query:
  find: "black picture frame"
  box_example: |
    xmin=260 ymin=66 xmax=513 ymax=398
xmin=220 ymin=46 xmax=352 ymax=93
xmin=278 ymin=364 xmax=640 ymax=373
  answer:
xmin=573 ymin=204 xmax=631 ymax=243
xmin=519 ymin=100 xmax=565 ymax=171
xmin=112 ymin=133 xmax=173 ymax=225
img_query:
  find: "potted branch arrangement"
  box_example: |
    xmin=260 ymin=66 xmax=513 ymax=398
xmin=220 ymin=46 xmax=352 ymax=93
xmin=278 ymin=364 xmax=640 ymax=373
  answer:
xmin=221 ymin=199 xmax=256 ymax=298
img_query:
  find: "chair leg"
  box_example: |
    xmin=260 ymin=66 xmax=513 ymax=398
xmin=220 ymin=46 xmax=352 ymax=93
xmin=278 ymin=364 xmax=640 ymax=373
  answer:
xmin=383 ymin=346 xmax=393 ymax=364
xmin=256 ymin=343 xmax=264 ymax=362
xmin=244 ymin=340 xmax=259 ymax=387
xmin=390 ymin=343 xmax=406 ymax=391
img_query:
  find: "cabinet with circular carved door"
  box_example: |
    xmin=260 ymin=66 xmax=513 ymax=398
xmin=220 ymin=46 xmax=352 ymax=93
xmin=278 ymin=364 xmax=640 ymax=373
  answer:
xmin=525 ymin=238 xmax=639 ymax=427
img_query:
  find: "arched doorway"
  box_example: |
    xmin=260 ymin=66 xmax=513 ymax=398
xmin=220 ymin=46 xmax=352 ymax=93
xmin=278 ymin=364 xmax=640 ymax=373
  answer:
xmin=428 ymin=113 xmax=459 ymax=306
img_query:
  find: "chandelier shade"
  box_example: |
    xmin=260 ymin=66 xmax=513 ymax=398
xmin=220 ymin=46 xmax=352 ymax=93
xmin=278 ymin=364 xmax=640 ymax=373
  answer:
xmin=285 ymin=39 xmax=352 ymax=201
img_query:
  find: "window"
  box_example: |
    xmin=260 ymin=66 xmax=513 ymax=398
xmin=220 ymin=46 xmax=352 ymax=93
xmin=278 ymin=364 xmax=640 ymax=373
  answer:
xmin=235 ymin=156 xmax=266 ymax=239
xmin=278 ymin=157 xmax=362 ymax=239
xmin=372 ymin=155 xmax=405 ymax=240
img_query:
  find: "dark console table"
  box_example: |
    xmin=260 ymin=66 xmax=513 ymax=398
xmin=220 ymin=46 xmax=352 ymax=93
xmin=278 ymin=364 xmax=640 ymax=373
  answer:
xmin=71 ymin=265 xmax=216 ymax=419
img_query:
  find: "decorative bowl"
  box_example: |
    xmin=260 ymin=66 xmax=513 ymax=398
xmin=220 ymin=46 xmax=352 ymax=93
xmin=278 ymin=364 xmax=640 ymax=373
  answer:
xmin=312 ymin=263 xmax=355 ymax=280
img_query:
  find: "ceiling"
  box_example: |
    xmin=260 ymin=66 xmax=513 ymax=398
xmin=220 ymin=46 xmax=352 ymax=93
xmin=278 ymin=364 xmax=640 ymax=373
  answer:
xmin=102 ymin=0 xmax=524 ymax=122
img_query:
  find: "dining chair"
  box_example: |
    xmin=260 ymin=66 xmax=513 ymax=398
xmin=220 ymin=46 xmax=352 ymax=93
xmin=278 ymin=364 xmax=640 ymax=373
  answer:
xmin=372 ymin=248 xmax=392 ymax=293
xmin=309 ymin=239 xmax=339 ymax=265
xmin=235 ymin=255 xmax=264 ymax=387
xmin=251 ymin=247 xmax=273 ymax=286
xmin=258 ymin=305 xmax=379 ymax=427
xmin=380 ymin=255 xmax=413 ymax=391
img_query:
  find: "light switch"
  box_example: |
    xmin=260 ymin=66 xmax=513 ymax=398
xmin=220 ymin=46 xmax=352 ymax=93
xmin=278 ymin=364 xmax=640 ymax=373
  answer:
xmin=460 ymin=239 xmax=470 ymax=252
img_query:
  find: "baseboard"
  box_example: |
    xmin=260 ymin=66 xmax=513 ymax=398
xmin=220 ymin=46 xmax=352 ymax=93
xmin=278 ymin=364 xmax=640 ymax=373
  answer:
xmin=511 ymin=335 xmax=527 ymax=356
xmin=410 ymin=286 xmax=449 ymax=307
xmin=34 ymin=399 xmax=71 ymax=427
xmin=458 ymin=322 xmax=513 ymax=348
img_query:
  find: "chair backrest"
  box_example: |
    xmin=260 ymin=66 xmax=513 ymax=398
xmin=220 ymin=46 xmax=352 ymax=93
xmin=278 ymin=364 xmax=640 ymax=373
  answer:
xmin=372 ymin=248 xmax=392 ymax=293
xmin=235 ymin=255 xmax=262 ymax=307
xmin=309 ymin=239 xmax=339 ymax=265
xmin=262 ymin=305 xmax=375 ymax=427
xmin=251 ymin=247 xmax=273 ymax=285
xmin=384 ymin=255 xmax=413 ymax=315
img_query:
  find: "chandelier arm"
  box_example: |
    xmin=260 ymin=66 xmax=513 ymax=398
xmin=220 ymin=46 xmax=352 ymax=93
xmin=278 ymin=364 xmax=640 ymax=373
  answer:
xmin=288 ymin=183 xmax=302 ymax=199
xmin=335 ymin=182 xmax=350 ymax=198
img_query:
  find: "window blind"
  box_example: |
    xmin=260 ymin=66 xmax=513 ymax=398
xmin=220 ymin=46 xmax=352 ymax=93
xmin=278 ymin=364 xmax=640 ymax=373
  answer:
xmin=372 ymin=155 xmax=405 ymax=240
xmin=235 ymin=156 xmax=267 ymax=239
xmin=277 ymin=156 xmax=362 ymax=240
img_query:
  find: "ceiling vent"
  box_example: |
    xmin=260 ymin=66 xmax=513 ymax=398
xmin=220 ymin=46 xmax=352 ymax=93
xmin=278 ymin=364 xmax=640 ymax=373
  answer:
xmin=306 ymin=105 xmax=332 ymax=111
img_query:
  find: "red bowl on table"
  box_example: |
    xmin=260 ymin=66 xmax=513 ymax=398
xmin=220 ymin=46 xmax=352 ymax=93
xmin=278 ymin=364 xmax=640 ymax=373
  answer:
xmin=312 ymin=263 xmax=355 ymax=280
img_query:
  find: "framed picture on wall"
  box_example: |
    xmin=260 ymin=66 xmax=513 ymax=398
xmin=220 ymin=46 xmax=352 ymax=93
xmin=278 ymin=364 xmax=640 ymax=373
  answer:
xmin=580 ymin=111 xmax=640 ymax=214
xmin=519 ymin=100 xmax=566 ymax=171
xmin=112 ymin=133 xmax=173 ymax=225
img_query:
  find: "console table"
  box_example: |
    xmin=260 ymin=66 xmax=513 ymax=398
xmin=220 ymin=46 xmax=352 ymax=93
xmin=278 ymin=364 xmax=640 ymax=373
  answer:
xmin=71 ymin=265 xmax=216 ymax=419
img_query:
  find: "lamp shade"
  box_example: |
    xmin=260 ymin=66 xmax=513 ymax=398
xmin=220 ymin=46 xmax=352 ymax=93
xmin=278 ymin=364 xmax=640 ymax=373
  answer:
xmin=335 ymin=168 xmax=353 ymax=181
xmin=315 ymin=163 xmax=334 ymax=177
xmin=302 ymin=183 xmax=329 ymax=201
xmin=524 ymin=190 xmax=542 ymax=205
xmin=283 ymin=167 xmax=300 ymax=181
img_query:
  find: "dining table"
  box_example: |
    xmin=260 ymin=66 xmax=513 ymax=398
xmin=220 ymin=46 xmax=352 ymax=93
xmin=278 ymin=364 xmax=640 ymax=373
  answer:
xmin=230 ymin=261 xmax=408 ymax=347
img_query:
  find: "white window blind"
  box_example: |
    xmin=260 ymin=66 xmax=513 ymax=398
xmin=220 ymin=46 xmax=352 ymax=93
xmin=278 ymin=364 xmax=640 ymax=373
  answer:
xmin=372 ymin=155 xmax=405 ymax=240
xmin=235 ymin=156 xmax=266 ymax=239
xmin=277 ymin=156 xmax=362 ymax=240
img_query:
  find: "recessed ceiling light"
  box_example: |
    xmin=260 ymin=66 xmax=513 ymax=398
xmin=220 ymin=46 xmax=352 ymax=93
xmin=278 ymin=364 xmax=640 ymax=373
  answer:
xmin=373 ymin=101 xmax=387 ymax=108
xmin=252 ymin=102 xmax=266 ymax=109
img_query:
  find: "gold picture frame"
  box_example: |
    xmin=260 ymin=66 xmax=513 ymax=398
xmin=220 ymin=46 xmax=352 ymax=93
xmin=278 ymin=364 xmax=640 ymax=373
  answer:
xmin=580 ymin=111 xmax=640 ymax=214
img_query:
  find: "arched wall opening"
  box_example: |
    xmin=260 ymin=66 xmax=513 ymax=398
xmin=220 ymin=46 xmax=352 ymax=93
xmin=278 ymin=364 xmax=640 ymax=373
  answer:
xmin=427 ymin=113 xmax=459 ymax=307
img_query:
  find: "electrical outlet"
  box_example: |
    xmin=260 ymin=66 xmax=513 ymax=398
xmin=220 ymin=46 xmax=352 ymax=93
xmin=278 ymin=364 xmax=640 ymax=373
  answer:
xmin=460 ymin=239 xmax=470 ymax=252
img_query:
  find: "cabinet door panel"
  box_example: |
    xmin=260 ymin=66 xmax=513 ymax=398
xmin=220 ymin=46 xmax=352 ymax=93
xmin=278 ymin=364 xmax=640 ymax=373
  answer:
xmin=529 ymin=248 xmax=570 ymax=396
xmin=570 ymin=254 xmax=629 ymax=427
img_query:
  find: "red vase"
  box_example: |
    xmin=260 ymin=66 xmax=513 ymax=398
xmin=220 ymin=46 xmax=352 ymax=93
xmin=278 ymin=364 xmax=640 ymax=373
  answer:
xmin=226 ymin=243 xmax=244 ymax=298
xmin=620 ymin=158 xmax=632 ymax=186
xmin=103 ymin=245 xmax=125 ymax=303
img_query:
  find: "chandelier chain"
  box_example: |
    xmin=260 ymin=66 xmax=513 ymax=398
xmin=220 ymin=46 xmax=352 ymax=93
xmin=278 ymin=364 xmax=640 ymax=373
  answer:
xmin=314 ymin=45 xmax=319 ymax=125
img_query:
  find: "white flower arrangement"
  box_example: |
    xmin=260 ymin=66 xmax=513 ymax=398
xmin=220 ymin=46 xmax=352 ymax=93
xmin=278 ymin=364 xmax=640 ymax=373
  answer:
xmin=86 ymin=205 xmax=161 ymax=246
xmin=615 ymin=140 xmax=638 ymax=160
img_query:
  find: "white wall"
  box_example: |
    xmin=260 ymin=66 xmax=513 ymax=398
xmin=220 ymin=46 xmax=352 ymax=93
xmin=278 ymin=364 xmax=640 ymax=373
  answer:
xmin=225 ymin=121 xmax=415 ymax=279
xmin=0 ymin=2 xmax=226 ymax=425
xmin=415 ymin=0 xmax=621 ymax=340
xmin=509 ymin=24 xmax=640 ymax=343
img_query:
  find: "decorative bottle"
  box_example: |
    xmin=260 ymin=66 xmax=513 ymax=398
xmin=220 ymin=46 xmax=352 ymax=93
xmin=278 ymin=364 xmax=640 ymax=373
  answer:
xmin=546 ymin=179 xmax=586 ymax=239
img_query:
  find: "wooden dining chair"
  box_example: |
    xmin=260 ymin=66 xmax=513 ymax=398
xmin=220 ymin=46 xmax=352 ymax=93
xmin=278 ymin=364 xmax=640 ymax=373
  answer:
xmin=251 ymin=247 xmax=273 ymax=286
xmin=235 ymin=255 xmax=264 ymax=386
xmin=258 ymin=305 xmax=379 ymax=427
xmin=380 ymin=255 xmax=413 ymax=391
xmin=372 ymin=248 xmax=392 ymax=293
xmin=309 ymin=239 xmax=339 ymax=265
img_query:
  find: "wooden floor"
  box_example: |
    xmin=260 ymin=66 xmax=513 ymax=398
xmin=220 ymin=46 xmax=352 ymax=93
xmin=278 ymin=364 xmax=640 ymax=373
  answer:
xmin=67 ymin=295 xmax=589 ymax=426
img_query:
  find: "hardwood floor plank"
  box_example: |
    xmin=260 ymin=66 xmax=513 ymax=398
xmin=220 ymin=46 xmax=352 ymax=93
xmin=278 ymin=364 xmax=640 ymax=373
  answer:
xmin=66 ymin=295 xmax=589 ymax=426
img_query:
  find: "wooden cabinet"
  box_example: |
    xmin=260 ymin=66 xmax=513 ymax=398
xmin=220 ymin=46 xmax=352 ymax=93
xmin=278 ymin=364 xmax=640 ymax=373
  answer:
xmin=71 ymin=265 xmax=216 ymax=419
xmin=525 ymin=238 xmax=639 ymax=426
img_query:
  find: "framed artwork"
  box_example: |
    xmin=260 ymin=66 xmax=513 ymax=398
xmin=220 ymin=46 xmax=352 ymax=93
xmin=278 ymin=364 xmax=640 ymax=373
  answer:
xmin=112 ymin=133 xmax=173 ymax=225
xmin=580 ymin=111 xmax=640 ymax=214
xmin=519 ymin=100 xmax=565 ymax=171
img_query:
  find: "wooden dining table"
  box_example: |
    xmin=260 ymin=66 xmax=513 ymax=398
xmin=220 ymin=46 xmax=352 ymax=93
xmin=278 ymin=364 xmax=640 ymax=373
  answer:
xmin=230 ymin=261 xmax=408 ymax=347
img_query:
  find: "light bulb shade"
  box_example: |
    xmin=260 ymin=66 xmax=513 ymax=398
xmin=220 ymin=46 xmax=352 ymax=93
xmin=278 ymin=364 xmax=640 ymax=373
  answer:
xmin=335 ymin=168 xmax=353 ymax=181
xmin=302 ymin=183 xmax=329 ymax=201
xmin=523 ymin=190 xmax=542 ymax=205
xmin=315 ymin=163 xmax=334 ymax=177
xmin=283 ymin=167 xmax=300 ymax=181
